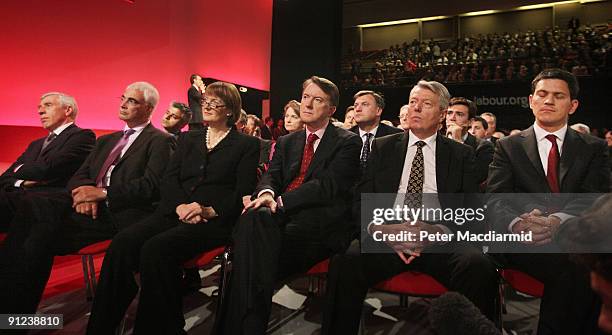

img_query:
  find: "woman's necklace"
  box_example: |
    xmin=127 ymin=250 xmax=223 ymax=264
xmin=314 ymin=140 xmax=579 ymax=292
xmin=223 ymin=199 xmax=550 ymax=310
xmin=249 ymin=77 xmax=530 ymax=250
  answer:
xmin=206 ymin=127 xmax=231 ymax=150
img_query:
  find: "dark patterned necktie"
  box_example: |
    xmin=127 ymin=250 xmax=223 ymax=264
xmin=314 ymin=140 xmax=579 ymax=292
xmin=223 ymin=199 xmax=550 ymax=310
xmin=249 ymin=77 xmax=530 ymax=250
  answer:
xmin=41 ymin=133 xmax=57 ymax=152
xmin=404 ymin=141 xmax=426 ymax=208
xmin=95 ymin=129 xmax=136 ymax=187
xmin=360 ymin=133 xmax=373 ymax=170
xmin=545 ymin=134 xmax=560 ymax=193
xmin=285 ymin=133 xmax=319 ymax=192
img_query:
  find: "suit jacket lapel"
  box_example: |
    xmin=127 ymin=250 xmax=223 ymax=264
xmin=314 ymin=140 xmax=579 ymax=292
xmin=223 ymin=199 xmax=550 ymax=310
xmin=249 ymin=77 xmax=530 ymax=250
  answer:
xmin=521 ymin=127 xmax=546 ymax=181
xmin=304 ymin=124 xmax=336 ymax=180
xmin=389 ymin=132 xmax=409 ymax=192
xmin=435 ymin=135 xmax=451 ymax=193
xmin=40 ymin=124 xmax=76 ymax=156
xmin=287 ymin=131 xmax=305 ymax=181
xmin=115 ymin=124 xmax=152 ymax=166
xmin=559 ymin=128 xmax=579 ymax=188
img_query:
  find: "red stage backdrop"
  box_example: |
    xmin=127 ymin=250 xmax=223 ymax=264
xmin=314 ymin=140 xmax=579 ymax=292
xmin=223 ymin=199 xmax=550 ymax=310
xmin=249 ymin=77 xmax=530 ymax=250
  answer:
xmin=0 ymin=0 xmax=272 ymax=133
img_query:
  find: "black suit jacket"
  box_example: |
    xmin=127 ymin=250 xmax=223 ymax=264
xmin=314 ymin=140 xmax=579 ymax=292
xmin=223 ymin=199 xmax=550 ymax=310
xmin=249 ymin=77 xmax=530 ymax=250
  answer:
xmin=464 ymin=132 xmax=494 ymax=184
xmin=158 ymin=128 xmax=260 ymax=224
xmin=0 ymin=124 xmax=95 ymax=190
xmin=67 ymin=123 xmax=176 ymax=228
xmin=486 ymin=126 xmax=610 ymax=232
xmin=255 ymin=123 xmax=362 ymax=249
xmin=350 ymin=122 xmax=403 ymax=139
xmin=357 ymin=132 xmax=478 ymax=232
xmin=187 ymin=86 xmax=203 ymax=125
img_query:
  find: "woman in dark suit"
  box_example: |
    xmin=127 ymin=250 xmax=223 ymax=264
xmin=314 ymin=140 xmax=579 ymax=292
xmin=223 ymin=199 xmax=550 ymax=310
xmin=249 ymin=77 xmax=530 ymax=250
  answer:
xmin=86 ymin=82 xmax=260 ymax=335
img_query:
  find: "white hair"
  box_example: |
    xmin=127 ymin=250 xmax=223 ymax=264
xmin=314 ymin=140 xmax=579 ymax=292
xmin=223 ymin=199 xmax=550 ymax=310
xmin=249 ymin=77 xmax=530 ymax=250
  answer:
xmin=126 ymin=81 xmax=159 ymax=108
xmin=570 ymin=123 xmax=590 ymax=134
xmin=40 ymin=92 xmax=79 ymax=118
xmin=410 ymin=80 xmax=450 ymax=112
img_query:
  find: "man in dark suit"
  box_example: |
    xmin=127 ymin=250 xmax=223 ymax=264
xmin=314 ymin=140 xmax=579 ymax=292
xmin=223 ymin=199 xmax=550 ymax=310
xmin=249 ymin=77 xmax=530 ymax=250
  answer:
xmin=322 ymin=80 xmax=498 ymax=334
xmin=222 ymin=76 xmax=362 ymax=335
xmin=487 ymin=69 xmax=610 ymax=335
xmin=161 ymin=101 xmax=191 ymax=137
xmin=0 ymin=92 xmax=95 ymax=231
xmin=481 ymin=112 xmax=498 ymax=144
xmin=350 ymin=90 xmax=402 ymax=170
xmin=0 ymin=81 xmax=175 ymax=315
xmin=445 ymin=97 xmax=494 ymax=186
xmin=187 ymin=73 xmax=204 ymax=130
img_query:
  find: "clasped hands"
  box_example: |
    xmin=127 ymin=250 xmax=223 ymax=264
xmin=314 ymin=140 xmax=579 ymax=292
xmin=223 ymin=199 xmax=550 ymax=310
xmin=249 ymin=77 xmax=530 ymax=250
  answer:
xmin=371 ymin=220 xmax=443 ymax=265
xmin=72 ymin=185 xmax=107 ymax=219
xmin=176 ymin=202 xmax=217 ymax=224
xmin=512 ymin=208 xmax=561 ymax=246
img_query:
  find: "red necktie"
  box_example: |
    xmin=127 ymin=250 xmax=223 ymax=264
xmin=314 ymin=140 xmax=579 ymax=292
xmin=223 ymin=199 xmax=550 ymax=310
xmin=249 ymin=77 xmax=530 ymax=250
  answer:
xmin=285 ymin=133 xmax=318 ymax=192
xmin=545 ymin=134 xmax=560 ymax=193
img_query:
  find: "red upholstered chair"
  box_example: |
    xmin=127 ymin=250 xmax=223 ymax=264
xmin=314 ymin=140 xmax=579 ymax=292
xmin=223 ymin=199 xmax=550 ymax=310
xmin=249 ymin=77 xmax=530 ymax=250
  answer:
xmin=374 ymin=271 xmax=448 ymax=307
xmin=75 ymin=239 xmax=112 ymax=300
xmin=500 ymin=269 xmax=544 ymax=297
xmin=306 ymin=258 xmax=330 ymax=295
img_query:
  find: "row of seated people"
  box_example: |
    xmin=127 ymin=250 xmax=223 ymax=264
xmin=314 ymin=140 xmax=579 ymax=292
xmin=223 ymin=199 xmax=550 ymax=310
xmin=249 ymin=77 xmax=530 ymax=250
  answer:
xmin=0 ymin=69 xmax=609 ymax=335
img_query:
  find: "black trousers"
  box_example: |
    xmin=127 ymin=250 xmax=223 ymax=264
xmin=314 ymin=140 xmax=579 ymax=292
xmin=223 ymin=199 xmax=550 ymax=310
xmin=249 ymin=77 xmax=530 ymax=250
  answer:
xmin=86 ymin=213 xmax=230 ymax=335
xmin=321 ymin=241 xmax=498 ymax=335
xmin=0 ymin=192 xmax=135 ymax=315
xmin=223 ymin=208 xmax=334 ymax=335
xmin=498 ymin=253 xmax=602 ymax=335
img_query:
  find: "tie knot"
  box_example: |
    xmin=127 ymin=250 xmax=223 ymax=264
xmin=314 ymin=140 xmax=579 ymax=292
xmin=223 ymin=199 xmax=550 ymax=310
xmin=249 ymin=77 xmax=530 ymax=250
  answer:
xmin=307 ymin=133 xmax=318 ymax=144
xmin=124 ymin=129 xmax=135 ymax=138
xmin=415 ymin=141 xmax=426 ymax=148
xmin=365 ymin=133 xmax=373 ymax=139
xmin=47 ymin=133 xmax=57 ymax=140
xmin=545 ymin=134 xmax=557 ymax=144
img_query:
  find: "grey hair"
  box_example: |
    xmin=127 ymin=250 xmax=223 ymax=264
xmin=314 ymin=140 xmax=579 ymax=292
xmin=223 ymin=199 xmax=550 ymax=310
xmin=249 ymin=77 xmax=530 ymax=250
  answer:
xmin=126 ymin=81 xmax=159 ymax=108
xmin=40 ymin=92 xmax=79 ymax=118
xmin=410 ymin=80 xmax=450 ymax=112
xmin=570 ymin=123 xmax=590 ymax=134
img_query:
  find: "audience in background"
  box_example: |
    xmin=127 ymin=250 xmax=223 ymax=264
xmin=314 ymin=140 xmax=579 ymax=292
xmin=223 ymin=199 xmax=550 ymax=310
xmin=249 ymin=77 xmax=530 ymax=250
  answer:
xmin=343 ymin=24 xmax=610 ymax=87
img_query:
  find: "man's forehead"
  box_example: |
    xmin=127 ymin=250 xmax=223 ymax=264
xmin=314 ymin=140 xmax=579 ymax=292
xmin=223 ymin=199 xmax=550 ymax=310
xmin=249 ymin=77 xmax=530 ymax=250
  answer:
xmin=303 ymin=83 xmax=328 ymax=98
xmin=123 ymin=88 xmax=143 ymax=97
xmin=534 ymin=78 xmax=571 ymax=94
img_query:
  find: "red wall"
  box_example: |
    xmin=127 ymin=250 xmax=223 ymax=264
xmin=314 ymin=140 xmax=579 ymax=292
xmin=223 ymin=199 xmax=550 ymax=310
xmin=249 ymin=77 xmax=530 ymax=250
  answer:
xmin=0 ymin=0 xmax=272 ymax=134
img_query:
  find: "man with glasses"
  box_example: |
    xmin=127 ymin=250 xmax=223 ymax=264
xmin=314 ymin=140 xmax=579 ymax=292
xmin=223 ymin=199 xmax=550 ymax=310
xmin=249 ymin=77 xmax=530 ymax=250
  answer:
xmin=0 ymin=82 xmax=176 ymax=315
xmin=222 ymin=76 xmax=362 ymax=335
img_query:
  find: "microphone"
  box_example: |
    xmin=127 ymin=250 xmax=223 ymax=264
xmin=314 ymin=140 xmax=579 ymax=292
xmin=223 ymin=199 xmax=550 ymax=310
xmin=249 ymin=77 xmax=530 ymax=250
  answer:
xmin=429 ymin=292 xmax=501 ymax=335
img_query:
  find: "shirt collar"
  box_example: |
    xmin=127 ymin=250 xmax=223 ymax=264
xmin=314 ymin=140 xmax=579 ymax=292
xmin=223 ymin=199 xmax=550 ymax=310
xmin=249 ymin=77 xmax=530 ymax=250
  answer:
xmin=408 ymin=130 xmax=437 ymax=148
xmin=306 ymin=122 xmax=328 ymax=141
xmin=123 ymin=121 xmax=150 ymax=134
xmin=51 ymin=122 xmax=73 ymax=136
xmin=533 ymin=122 xmax=567 ymax=142
xmin=358 ymin=125 xmax=379 ymax=139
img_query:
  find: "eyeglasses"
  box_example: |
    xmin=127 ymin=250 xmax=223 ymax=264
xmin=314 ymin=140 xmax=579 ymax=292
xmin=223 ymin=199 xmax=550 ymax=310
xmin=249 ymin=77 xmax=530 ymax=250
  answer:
xmin=201 ymin=99 xmax=226 ymax=110
xmin=119 ymin=96 xmax=143 ymax=106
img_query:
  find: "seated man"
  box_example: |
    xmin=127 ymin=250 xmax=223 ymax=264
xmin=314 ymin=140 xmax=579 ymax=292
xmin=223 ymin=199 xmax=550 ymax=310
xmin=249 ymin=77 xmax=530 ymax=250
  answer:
xmin=0 ymin=92 xmax=95 ymax=231
xmin=487 ymin=69 xmax=609 ymax=334
xmin=0 ymin=81 xmax=175 ymax=315
xmin=161 ymin=101 xmax=191 ymax=137
xmin=445 ymin=97 xmax=494 ymax=186
xmin=322 ymin=80 xmax=498 ymax=335
xmin=222 ymin=76 xmax=362 ymax=335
